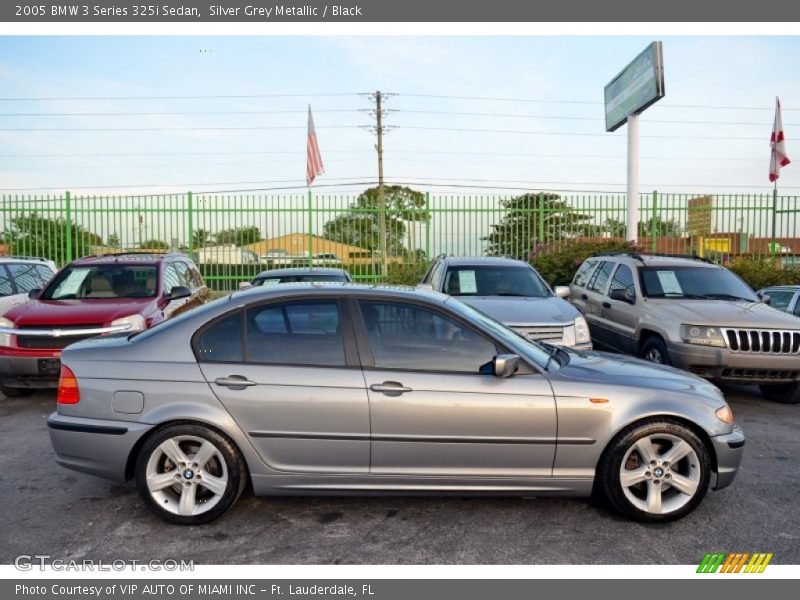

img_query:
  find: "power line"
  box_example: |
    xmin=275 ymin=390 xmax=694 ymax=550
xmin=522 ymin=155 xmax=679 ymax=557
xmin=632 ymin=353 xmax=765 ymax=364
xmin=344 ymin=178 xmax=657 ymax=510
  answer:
xmin=0 ymin=125 xmax=365 ymax=132
xmin=0 ymin=109 xmax=364 ymax=117
xmin=396 ymin=125 xmax=777 ymax=141
xmin=0 ymin=92 xmax=363 ymax=102
xmin=0 ymin=176 xmax=376 ymax=193
xmin=0 ymin=150 xmax=369 ymax=158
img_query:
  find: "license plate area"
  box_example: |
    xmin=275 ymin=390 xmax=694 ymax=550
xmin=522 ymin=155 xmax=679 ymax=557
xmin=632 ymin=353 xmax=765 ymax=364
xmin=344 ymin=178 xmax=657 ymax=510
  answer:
xmin=38 ymin=358 xmax=61 ymax=376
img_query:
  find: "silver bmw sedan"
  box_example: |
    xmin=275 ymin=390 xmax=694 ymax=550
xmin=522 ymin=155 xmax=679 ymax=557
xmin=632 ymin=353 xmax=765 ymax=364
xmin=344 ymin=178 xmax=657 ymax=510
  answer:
xmin=47 ymin=284 xmax=744 ymax=525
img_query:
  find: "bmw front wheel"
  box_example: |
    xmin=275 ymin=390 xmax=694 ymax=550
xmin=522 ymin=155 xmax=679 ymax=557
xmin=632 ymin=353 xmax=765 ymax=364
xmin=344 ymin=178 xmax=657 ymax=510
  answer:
xmin=598 ymin=420 xmax=710 ymax=523
xmin=135 ymin=424 xmax=247 ymax=525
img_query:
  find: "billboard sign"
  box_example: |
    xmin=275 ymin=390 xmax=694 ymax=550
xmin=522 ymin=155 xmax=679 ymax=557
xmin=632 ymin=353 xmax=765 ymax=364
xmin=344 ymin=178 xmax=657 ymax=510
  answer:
xmin=604 ymin=42 xmax=665 ymax=132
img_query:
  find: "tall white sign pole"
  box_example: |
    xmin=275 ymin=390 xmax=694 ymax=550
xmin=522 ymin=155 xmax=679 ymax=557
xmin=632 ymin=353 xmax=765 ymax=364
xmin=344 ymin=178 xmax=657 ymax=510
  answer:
xmin=626 ymin=113 xmax=640 ymax=244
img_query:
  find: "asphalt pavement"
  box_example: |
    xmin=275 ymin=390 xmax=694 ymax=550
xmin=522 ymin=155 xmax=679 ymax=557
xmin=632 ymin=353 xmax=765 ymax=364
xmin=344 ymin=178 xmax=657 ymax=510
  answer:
xmin=1 ymin=386 xmax=798 ymax=564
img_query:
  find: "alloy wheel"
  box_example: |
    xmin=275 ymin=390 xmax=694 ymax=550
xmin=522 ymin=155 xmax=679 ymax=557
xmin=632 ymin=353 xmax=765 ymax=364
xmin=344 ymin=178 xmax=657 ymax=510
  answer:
xmin=619 ymin=433 xmax=701 ymax=515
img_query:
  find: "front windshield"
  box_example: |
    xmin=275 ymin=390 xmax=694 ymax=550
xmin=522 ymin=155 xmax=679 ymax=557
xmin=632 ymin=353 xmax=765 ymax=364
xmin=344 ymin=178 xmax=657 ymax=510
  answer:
xmin=42 ymin=265 xmax=158 ymax=300
xmin=443 ymin=265 xmax=551 ymax=298
xmin=641 ymin=267 xmax=757 ymax=301
xmin=255 ymin=274 xmax=349 ymax=286
xmin=445 ymin=297 xmax=554 ymax=369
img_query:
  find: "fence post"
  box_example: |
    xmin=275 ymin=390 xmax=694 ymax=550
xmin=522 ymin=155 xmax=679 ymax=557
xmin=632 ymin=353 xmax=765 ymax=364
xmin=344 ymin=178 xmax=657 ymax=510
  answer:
xmin=651 ymin=190 xmax=658 ymax=253
xmin=64 ymin=191 xmax=73 ymax=264
xmin=425 ymin=192 xmax=431 ymax=263
xmin=537 ymin=192 xmax=545 ymax=248
xmin=308 ymin=188 xmax=313 ymax=268
xmin=187 ymin=190 xmax=194 ymax=257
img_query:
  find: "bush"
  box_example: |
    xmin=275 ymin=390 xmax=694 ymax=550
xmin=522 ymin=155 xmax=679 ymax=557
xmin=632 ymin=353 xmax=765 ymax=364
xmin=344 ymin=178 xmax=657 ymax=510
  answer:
xmin=727 ymin=256 xmax=800 ymax=290
xmin=531 ymin=239 xmax=637 ymax=286
xmin=385 ymin=262 xmax=429 ymax=286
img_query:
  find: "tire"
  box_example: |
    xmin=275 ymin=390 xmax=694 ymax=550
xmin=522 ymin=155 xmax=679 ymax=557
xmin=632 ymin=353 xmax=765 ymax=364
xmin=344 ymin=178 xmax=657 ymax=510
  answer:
xmin=759 ymin=383 xmax=800 ymax=404
xmin=597 ymin=419 xmax=711 ymax=523
xmin=0 ymin=381 xmax=34 ymax=398
xmin=135 ymin=423 xmax=247 ymax=525
xmin=639 ymin=336 xmax=671 ymax=366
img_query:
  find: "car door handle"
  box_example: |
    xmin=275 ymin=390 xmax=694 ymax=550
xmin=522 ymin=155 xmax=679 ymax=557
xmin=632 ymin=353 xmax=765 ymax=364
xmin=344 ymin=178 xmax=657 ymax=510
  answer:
xmin=581 ymin=293 xmax=588 ymax=300
xmin=215 ymin=376 xmax=257 ymax=388
xmin=370 ymin=381 xmax=413 ymax=394
xmin=602 ymin=301 xmax=611 ymax=308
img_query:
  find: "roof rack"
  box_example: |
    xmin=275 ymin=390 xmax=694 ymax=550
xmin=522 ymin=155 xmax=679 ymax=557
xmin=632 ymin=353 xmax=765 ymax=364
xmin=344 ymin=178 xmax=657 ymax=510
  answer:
xmin=592 ymin=252 xmax=714 ymax=264
xmin=81 ymin=251 xmax=184 ymax=259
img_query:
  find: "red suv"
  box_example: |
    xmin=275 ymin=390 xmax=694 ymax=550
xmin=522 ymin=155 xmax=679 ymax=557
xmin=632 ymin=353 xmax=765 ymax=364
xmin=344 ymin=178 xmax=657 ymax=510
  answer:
xmin=0 ymin=253 xmax=207 ymax=396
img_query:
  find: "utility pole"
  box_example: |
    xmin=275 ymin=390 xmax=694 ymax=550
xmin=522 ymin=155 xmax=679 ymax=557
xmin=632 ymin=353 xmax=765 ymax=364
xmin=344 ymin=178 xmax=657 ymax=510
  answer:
xmin=364 ymin=91 xmax=393 ymax=278
xmin=374 ymin=91 xmax=388 ymax=277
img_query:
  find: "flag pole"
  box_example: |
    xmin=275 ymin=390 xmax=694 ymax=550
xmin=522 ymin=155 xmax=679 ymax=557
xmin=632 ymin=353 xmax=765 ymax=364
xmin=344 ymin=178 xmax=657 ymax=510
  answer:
xmin=308 ymin=185 xmax=313 ymax=269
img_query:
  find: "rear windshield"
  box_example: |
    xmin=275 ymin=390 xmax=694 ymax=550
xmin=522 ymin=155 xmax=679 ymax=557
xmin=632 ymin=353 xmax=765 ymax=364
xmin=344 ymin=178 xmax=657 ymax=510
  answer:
xmin=42 ymin=265 xmax=159 ymax=300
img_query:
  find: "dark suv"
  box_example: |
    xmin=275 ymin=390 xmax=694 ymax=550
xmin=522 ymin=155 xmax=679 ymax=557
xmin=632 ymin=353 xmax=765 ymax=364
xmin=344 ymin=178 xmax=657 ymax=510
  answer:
xmin=0 ymin=253 xmax=206 ymax=396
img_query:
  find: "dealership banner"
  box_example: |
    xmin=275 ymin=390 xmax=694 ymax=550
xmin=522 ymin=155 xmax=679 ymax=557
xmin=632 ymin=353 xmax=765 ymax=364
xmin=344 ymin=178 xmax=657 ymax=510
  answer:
xmin=4 ymin=579 xmax=798 ymax=600
xmin=2 ymin=0 xmax=800 ymax=22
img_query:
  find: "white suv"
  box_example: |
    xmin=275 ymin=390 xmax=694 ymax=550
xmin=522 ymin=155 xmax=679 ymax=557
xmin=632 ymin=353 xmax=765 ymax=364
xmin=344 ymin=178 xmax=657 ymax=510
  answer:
xmin=0 ymin=256 xmax=57 ymax=316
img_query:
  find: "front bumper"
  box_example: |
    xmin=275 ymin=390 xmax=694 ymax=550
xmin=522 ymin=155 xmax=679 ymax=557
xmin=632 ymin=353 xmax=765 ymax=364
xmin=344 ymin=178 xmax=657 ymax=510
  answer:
xmin=47 ymin=412 xmax=153 ymax=482
xmin=666 ymin=341 xmax=800 ymax=384
xmin=710 ymin=425 xmax=745 ymax=490
xmin=0 ymin=354 xmax=61 ymax=388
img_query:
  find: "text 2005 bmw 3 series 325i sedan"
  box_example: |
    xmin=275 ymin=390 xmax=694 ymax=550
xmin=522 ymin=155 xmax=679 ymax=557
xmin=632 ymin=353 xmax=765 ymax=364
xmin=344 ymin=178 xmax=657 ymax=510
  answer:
xmin=47 ymin=284 xmax=745 ymax=525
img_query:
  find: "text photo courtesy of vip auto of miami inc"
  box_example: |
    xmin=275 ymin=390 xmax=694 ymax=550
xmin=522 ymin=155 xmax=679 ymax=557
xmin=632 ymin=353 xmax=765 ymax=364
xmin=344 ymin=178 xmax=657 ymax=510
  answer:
xmin=0 ymin=27 xmax=798 ymax=587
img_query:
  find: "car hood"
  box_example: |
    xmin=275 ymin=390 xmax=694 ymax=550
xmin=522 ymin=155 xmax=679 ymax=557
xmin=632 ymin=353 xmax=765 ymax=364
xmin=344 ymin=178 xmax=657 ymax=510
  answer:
xmin=457 ymin=295 xmax=579 ymax=325
xmin=3 ymin=298 xmax=156 ymax=326
xmin=555 ymin=349 xmax=723 ymax=397
xmin=647 ymin=298 xmax=800 ymax=328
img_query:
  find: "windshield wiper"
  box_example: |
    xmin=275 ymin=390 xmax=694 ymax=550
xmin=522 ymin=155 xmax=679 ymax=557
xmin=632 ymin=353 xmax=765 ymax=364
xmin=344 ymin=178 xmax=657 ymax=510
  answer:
xmin=697 ymin=293 xmax=755 ymax=302
xmin=494 ymin=292 xmax=530 ymax=297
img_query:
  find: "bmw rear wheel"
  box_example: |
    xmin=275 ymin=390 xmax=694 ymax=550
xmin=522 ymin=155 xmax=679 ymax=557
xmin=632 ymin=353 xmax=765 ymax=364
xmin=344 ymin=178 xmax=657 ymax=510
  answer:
xmin=598 ymin=420 xmax=710 ymax=522
xmin=135 ymin=424 xmax=247 ymax=525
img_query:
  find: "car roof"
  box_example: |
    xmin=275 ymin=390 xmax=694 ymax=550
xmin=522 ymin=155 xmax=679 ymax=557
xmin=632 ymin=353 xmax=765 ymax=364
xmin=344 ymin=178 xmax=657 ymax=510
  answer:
xmin=69 ymin=253 xmax=187 ymax=266
xmin=253 ymin=267 xmax=350 ymax=277
xmin=440 ymin=256 xmax=531 ymax=267
xmin=231 ymin=281 xmax=448 ymax=303
xmin=0 ymin=256 xmax=52 ymax=264
xmin=760 ymin=285 xmax=800 ymax=291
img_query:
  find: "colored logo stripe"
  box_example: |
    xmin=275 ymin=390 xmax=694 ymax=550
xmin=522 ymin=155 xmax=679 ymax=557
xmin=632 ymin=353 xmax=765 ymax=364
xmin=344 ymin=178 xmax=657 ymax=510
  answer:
xmin=697 ymin=552 xmax=773 ymax=573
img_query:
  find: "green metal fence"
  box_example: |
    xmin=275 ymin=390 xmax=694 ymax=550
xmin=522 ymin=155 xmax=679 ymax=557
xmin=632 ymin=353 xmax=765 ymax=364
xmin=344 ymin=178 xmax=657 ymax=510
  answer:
xmin=1 ymin=190 xmax=798 ymax=290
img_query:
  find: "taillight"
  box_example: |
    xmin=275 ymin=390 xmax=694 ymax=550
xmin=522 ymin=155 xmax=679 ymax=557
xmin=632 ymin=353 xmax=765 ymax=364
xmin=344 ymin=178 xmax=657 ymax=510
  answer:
xmin=57 ymin=365 xmax=80 ymax=404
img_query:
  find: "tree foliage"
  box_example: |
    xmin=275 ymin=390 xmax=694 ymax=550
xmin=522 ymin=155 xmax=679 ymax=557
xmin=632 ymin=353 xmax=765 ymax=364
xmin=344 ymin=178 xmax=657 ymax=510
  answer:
xmin=323 ymin=185 xmax=427 ymax=257
xmin=214 ymin=226 xmax=260 ymax=246
xmin=139 ymin=239 xmax=169 ymax=250
xmin=482 ymin=193 xmax=592 ymax=260
xmin=1 ymin=212 xmax=102 ymax=262
xmin=192 ymin=228 xmax=211 ymax=247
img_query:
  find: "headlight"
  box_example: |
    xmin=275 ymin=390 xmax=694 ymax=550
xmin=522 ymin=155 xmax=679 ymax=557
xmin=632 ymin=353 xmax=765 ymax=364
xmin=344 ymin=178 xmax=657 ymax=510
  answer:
xmin=110 ymin=314 xmax=146 ymax=333
xmin=680 ymin=324 xmax=726 ymax=347
xmin=0 ymin=317 xmax=14 ymax=346
xmin=574 ymin=316 xmax=591 ymax=345
xmin=715 ymin=405 xmax=734 ymax=425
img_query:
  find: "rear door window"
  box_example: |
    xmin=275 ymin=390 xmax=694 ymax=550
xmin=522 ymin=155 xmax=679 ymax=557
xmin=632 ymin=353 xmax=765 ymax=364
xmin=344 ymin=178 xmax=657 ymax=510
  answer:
xmin=587 ymin=261 xmax=615 ymax=293
xmin=195 ymin=313 xmax=243 ymax=363
xmin=0 ymin=267 xmax=14 ymax=296
xmin=609 ymin=264 xmax=635 ymax=297
xmin=245 ymin=301 xmax=346 ymax=367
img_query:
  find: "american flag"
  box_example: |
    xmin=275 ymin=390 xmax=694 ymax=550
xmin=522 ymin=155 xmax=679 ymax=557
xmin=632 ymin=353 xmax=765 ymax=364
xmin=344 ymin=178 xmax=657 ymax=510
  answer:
xmin=306 ymin=105 xmax=324 ymax=186
xmin=769 ymin=96 xmax=790 ymax=182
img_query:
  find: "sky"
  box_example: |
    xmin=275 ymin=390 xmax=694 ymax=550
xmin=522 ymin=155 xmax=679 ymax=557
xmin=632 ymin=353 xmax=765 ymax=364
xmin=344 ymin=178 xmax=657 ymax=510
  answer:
xmin=1 ymin=35 xmax=800 ymax=200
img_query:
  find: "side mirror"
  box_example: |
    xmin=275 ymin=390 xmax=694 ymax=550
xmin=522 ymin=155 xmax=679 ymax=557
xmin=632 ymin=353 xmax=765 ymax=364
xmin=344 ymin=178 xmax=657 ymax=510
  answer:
xmin=493 ymin=354 xmax=521 ymax=378
xmin=758 ymin=292 xmax=771 ymax=305
xmin=166 ymin=285 xmax=191 ymax=301
xmin=554 ymin=286 xmax=570 ymax=299
xmin=416 ymin=283 xmax=434 ymax=291
xmin=239 ymin=281 xmax=253 ymax=290
xmin=28 ymin=288 xmax=42 ymax=300
xmin=609 ymin=288 xmax=636 ymax=304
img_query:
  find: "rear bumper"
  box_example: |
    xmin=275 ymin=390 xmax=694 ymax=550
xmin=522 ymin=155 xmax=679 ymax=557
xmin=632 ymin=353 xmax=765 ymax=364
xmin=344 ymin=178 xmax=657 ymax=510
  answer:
xmin=47 ymin=412 xmax=153 ymax=482
xmin=0 ymin=354 xmax=61 ymax=388
xmin=710 ymin=425 xmax=745 ymax=490
xmin=666 ymin=341 xmax=800 ymax=384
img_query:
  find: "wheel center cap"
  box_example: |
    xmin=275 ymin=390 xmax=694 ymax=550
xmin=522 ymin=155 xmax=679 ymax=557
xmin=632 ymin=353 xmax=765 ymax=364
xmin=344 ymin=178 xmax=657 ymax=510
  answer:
xmin=653 ymin=467 xmax=664 ymax=478
xmin=183 ymin=469 xmax=194 ymax=480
